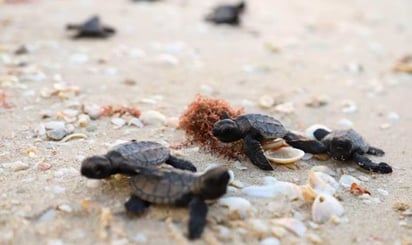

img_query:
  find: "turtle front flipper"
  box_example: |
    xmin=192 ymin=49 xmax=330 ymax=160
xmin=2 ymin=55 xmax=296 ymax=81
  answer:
xmin=352 ymin=152 xmax=392 ymax=174
xmin=244 ymin=135 xmax=273 ymax=170
xmin=283 ymin=132 xmax=328 ymax=154
xmin=125 ymin=195 xmax=151 ymax=214
xmin=166 ymin=155 xmax=197 ymax=172
xmin=188 ymin=197 xmax=208 ymax=240
xmin=367 ymin=146 xmax=385 ymax=156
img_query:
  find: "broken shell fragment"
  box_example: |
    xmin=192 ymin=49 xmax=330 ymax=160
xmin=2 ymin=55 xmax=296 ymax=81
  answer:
xmin=140 ymin=110 xmax=166 ymax=126
xmin=264 ymin=147 xmax=304 ymax=165
xmin=350 ymin=183 xmax=371 ymax=196
xmin=339 ymin=175 xmax=360 ymax=188
xmin=259 ymin=95 xmax=275 ymax=109
xmin=60 ymin=133 xmax=88 ymax=142
xmin=217 ymin=197 xmax=254 ymax=220
xmin=262 ymin=138 xmax=285 ymax=151
xmin=242 ymin=181 xmax=301 ymax=200
xmin=272 ymin=218 xmax=307 ymax=237
xmin=312 ymin=193 xmax=344 ymax=223
xmin=308 ymin=171 xmax=339 ymax=195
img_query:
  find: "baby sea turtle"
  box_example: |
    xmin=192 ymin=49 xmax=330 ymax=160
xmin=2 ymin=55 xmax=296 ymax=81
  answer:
xmin=205 ymin=1 xmax=246 ymax=25
xmin=66 ymin=16 xmax=115 ymax=39
xmin=312 ymin=128 xmax=392 ymax=174
xmin=81 ymin=140 xmax=197 ymax=179
xmin=212 ymin=113 xmax=327 ymax=170
xmin=125 ymin=166 xmax=230 ymax=240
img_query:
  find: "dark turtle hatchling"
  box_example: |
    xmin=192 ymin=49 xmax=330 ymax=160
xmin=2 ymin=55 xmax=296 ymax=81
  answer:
xmin=205 ymin=1 xmax=245 ymax=25
xmin=81 ymin=140 xmax=197 ymax=179
xmin=311 ymin=128 xmax=392 ymax=174
xmin=212 ymin=113 xmax=327 ymax=170
xmin=66 ymin=16 xmax=115 ymax=39
xmin=125 ymin=166 xmax=230 ymax=240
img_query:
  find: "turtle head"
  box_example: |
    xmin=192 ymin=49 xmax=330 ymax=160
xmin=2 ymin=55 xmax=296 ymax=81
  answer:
xmin=198 ymin=167 xmax=230 ymax=200
xmin=212 ymin=118 xmax=243 ymax=142
xmin=330 ymin=138 xmax=353 ymax=161
xmin=81 ymin=155 xmax=114 ymax=179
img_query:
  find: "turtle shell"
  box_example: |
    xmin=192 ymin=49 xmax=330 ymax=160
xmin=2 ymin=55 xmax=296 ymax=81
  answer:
xmin=110 ymin=141 xmax=170 ymax=167
xmin=130 ymin=168 xmax=197 ymax=205
xmin=322 ymin=129 xmax=369 ymax=153
xmin=240 ymin=114 xmax=288 ymax=139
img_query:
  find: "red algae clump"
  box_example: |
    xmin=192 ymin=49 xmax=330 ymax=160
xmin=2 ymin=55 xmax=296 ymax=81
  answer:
xmin=179 ymin=95 xmax=244 ymax=158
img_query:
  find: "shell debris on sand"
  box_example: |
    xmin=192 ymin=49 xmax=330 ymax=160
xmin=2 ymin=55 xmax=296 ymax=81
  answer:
xmin=339 ymin=174 xmax=360 ymax=189
xmin=312 ymin=193 xmax=344 ymax=223
xmin=140 ymin=110 xmax=166 ymax=126
xmin=242 ymin=181 xmax=302 ymax=200
xmin=308 ymin=170 xmax=339 ymax=195
xmin=264 ymin=147 xmax=304 ymax=165
xmin=271 ymin=218 xmax=307 ymax=238
xmin=217 ymin=197 xmax=255 ymax=220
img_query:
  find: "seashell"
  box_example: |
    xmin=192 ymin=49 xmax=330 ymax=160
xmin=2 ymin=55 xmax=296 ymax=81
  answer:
xmin=248 ymin=219 xmax=270 ymax=237
xmin=77 ymin=114 xmax=90 ymax=128
xmin=84 ymin=105 xmax=102 ymax=119
xmin=305 ymin=124 xmax=331 ymax=140
xmin=272 ymin=218 xmax=307 ymax=237
xmin=262 ymin=138 xmax=285 ymax=151
xmin=312 ymin=193 xmax=344 ymax=223
xmin=57 ymin=204 xmax=73 ymax=213
xmin=2 ymin=161 xmax=30 ymax=171
xmin=339 ymin=175 xmax=360 ymax=188
xmin=140 ymin=110 xmax=166 ymax=126
xmin=263 ymin=176 xmax=278 ymax=185
xmin=337 ymin=118 xmax=353 ymax=128
xmin=37 ymin=161 xmax=52 ymax=171
xmin=305 ymin=95 xmax=329 ymax=108
xmin=218 ymin=197 xmax=254 ymax=220
xmin=242 ymin=181 xmax=301 ymax=200
xmin=60 ymin=133 xmax=88 ymax=142
xmin=341 ymin=100 xmax=357 ymax=113
xmin=234 ymin=161 xmax=248 ymax=170
xmin=377 ymin=188 xmax=389 ymax=196
xmin=387 ymin=112 xmax=400 ymax=122
xmin=228 ymin=170 xmax=235 ymax=184
xmin=308 ymin=171 xmax=339 ymax=195
xmin=259 ymin=95 xmax=275 ymax=109
xmin=350 ymin=183 xmax=370 ymax=196
xmin=310 ymin=165 xmax=336 ymax=176
xmin=46 ymin=128 xmax=68 ymax=141
xmin=128 ymin=117 xmax=144 ymax=128
xmin=44 ymin=121 xmax=65 ymax=130
xmin=300 ymin=185 xmax=317 ymax=203
xmin=111 ymin=117 xmax=126 ymax=128
xmin=264 ymin=147 xmax=304 ymax=164
xmin=230 ymin=180 xmax=244 ymax=189
xmin=165 ymin=117 xmax=179 ymax=128
xmin=274 ymin=102 xmax=294 ymax=114
xmin=62 ymin=109 xmax=79 ymax=118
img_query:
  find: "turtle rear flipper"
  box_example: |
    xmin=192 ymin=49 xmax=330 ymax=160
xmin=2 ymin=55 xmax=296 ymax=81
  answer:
xmin=244 ymin=135 xmax=273 ymax=170
xmin=188 ymin=197 xmax=208 ymax=240
xmin=352 ymin=152 xmax=392 ymax=174
xmin=284 ymin=131 xmax=328 ymax=154
xmin=125 ymin=195 xmax=151 ymax=214
xmin=367 ymin=146 xmax=385 ymax=156
xmin=166 ymin=155 xmax=197 ymax=172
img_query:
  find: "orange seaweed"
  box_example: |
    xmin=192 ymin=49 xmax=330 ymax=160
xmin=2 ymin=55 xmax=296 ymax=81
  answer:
xmin=179 ymin=95 xmax=244 ymax=159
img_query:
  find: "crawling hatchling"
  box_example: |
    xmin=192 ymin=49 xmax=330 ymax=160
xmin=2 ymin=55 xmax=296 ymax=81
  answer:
xmin=81 ymin=140 xmax=196 ymax=179
xmin=212 ymin=113 xmax=327 ymax=170
xmin=309 ymin=127 xmax=392 ymax=174
xmin=125 ymin=166 xmax=230 ymax=239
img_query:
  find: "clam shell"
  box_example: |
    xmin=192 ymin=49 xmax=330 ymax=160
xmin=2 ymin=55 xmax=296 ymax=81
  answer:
xmin=264 ymin=147 xmax=304 ymax=164
xmin=262 ymin=138 xmax=285 ymax=151
xmin=312 ymin=193 xmax=344 ymax=223
xmin=242 ymin=181 xmax=302 ymax=200
xmin=308 ymin=171 xmax=339 ymax=195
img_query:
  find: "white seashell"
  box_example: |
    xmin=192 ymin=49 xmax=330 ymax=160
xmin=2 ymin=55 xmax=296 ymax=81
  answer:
xmin=263 ymin=176 xmax=277 ymax=185
xmin=248 ymin=219 xmax=269 ymax=235
xmin=262 ymin=138 xmax=285 ymax=151
xmin=57 ymin=204 xmax=72 ymax=213
xmin=218 ymin=197 xmax=254 ymax=219
xmin=312 ymin=193 xmax=344 ymax=223
xmin=358 ymin=175 xmax=369 ymax=182
xmin=387 ymin=112 xmax=399 ymax=122
xmin=274 ymin=102 xmax=295 ymax=114
xmin=230 ymin=180 xmax=244 ymax=189
xmin=302 ymin=153 xmax=313 ymax=161
xmin=77 ymin=114 xmax=90 ymax=128
xmin=305 ymin=124 xmax=331 ymax=140
xmin=128 ymin=117 xmax=144 ymax=128
xmin=44 ymin=121 xmax=65 ymax=130
xmin=265 ymin=147 xmax=304 ymax=164
xmin=228 ymin=170 xmax=235 ymax=184
xmin=227 ymin=186 xmax=238 ymax=192
xmin=62 ymin=109 xmax=79 ymax=118
xmin=337 ymin=118 xmax=353 ymax=128
xmin=84 ymin=105 xmax=102 ymax=119
xmin=234 ymin=161 xmax=248 ymax=170
xmin=380 ymin=123 xmax=391 ymax=130
xmin=61 ymin=133 xmax=88 ymax=142
xmin=242 ymin=181 xmax=301 ymax=200
xmin=308 ymin=171 xmax=339 ymax=195
xmin=1 ymin=161 xmax=30 ymax=171
xmin=39 ymin=209 xmax=56 ymax=222
xmin=377 ymin=188 xmax=389 ymax=196
xmin=260 ymin=237 xmax=280 ymax=245
xmin=341 ymin=100 xmax=357 ymax=113
xmin=111 ymin=118 xmax=126 ymax=128
xmin=140 ymin=110 xmax=166 ymax=126
xmin=259 ymin=95 xmax=275 ymax=109
xmin=70 ymin=53 xmax=89 ymax=64
xmin=339 ymin=175 xmax=360 ymax=188
xmin=272 ymin=218 xmax=307 ymax=237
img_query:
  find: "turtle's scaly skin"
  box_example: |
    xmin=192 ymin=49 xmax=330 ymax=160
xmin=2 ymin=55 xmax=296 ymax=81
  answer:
xmin=130 ymin=168 xmax=197 ymax=205
xmin=321 ymin=129 xmax=369 ymax=154
xmin=236 ymin=114 xmax=288 ymax=140
xmin=110 ymin=141 xmax=169 ymax=167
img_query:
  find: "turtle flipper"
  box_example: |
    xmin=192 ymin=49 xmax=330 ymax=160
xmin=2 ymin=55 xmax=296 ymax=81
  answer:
xmin=188 ymin=197 xmax=208 ymax=240
xmin=352 ymin=152 xmax=392 ymax=174
xmin=367 ymin=146 xmax=385 ymax=156
xmin=166 ymin=155 xmax=197 ymax=172
xmin=125 ymin=195 xmax=151 ymax=214
xmin=313 ymin=128 xmax=330 ymax=140
xmin=283 ymin=132 xmax=328 ymax=154
xmin=244 ymin=135 xmax=273 ymax=170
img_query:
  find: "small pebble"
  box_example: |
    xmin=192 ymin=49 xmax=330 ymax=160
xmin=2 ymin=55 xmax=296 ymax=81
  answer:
xmin=358 ymin=175 xmax=369 ymax=182
xmin=380 ymin=123 xmax=391 ymax=129
xmin=46 ymin=128 xmax=68 ymax=141
xmin=337 ymin=118 xmax=353 ymax=128
xmin=387 ymin=112 xmax=400 ymax=122
xmin=2 ymin=161 xmax=30 ymax=171
xmin=128 ymin=117 xmax=144 ymax=128
xmin=44 ymin=121 xmax=65 ymax=130
xmin=259 ymin=95 xmax=275 ymax=109
xmin=37 ymin=161 xmax=52 ymax=171
xmin=218 ymin=197 xmax=254 ymax=219
xmin=77 ymin=114 xmax=90 ymax=127
xmin=39 ymin=209 xmax=56 ymax=222
xmin=377 ymin=188 xmax=389 ymax=196
xmin=260 ymin=237 xmax=280 ymax=245
xmin=341 ymin=100 xmax=357 ymax=113
xmin=305 ymin=95 xmax=329 ymax=108
xmin=274 ymin=102 xmax=295 ymax=114
xmin=57 ymin=204 xmax=73 ymax=213
xmin=140 ymin=110 xmax=166 ymax=126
